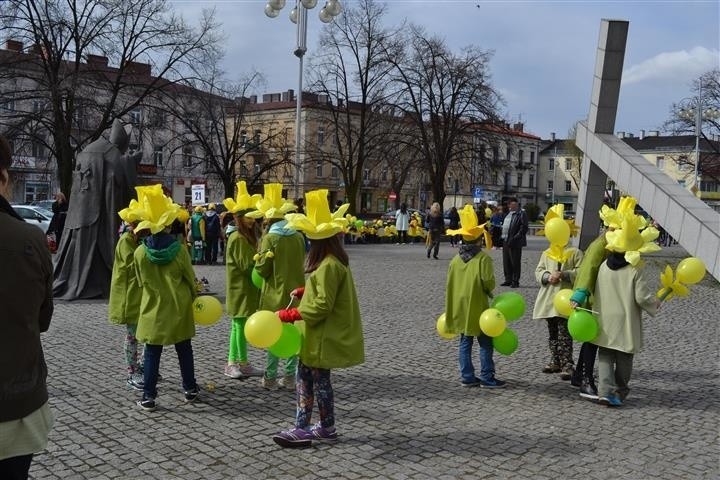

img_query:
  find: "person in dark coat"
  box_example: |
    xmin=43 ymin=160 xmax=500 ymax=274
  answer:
xmin=447 ymin=206 xmax=460 ymax=246
xmin=500 ymin=197 xmax=528 ymax=288
xmin=46 ymin=192 xmax=68 ymax=245
xmin=0 ymin=134 xmax=54 ymax=479
xmin=426 ymin=202 xmax=445 ymax=259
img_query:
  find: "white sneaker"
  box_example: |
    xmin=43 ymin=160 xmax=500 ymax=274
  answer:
xmin=224 ymin=364 xmax=243 ymax=379
xmin=237 ymin=363 xmax=264 ymax=377
xmin=278 ymin=374 xmax=296 ymax=390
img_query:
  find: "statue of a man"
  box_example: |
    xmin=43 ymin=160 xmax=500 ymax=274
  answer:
xmin=53 ymin=119 xmax=139 ymax=300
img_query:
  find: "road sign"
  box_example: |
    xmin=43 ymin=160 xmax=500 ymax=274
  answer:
xmin=473 ymin=186 xmax=482 ymax=203
xmin=191 ymin=184 xmax=206 ymax=205
xmin=388 ymin=191 xmax=397 ymax=200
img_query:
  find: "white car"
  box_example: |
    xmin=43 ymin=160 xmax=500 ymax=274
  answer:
xmin=12 ymin=204 xmax=53 ymax=233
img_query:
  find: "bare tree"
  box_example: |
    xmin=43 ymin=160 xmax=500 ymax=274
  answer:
xmin=305 ymin=0 xmax=404 ymax=214
xmin=387 ymin=26 xmax=502 ymax=205
xmin=0 ymin=0 xmax=220 ymax=197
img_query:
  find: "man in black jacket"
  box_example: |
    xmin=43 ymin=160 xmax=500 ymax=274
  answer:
xmin=500 ymin=197 xmax=528 ymax=288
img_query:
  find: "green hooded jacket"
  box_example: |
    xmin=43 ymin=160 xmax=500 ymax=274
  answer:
xmin=444 ymin=247 xmax=496 ymax=336
xmin=133 ymin=234 xmax=196 ymax=345
xmin=255 ymin=220 xmax=306 ymax=311
xmin=298 ymin=255 xmax=364 ymax=369
xmin=225 ymin=231 xmax=260 ymax=317
xmin=108 ymin=231 xmax=141 ymax=325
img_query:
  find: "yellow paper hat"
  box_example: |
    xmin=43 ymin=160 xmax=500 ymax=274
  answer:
xmin=121 ymin=184 xmax=182 ymax=234
xmin=245 ymin=183 xmax=297 ymax=219
xmin=446 ymin=204 xmax=486 ymax=240
xmin=176 ymin=208 xmax=190 ymax=224
xmin=284 ymin=189 xmax=349 ymax=240
xmin=603 ymin=196 xmax=660 ymax=265
xmin=223 ymin=181 xmax=262 ymax=214
xmin=118 ymin=187 xmax=149 ymax=225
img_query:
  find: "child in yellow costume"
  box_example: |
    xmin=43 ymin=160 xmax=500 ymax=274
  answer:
xmin=126 ymin=185 xmax=199 ymax=411
xmin=246 ymin=184 xmax=305 ymax=390
xmin=222 ymin=181 xmax=264 ymax=379
xmin=444 ymin=205 xmax=503 ymax=388
xmin=271 ymin=189 xmax=364 ymax=448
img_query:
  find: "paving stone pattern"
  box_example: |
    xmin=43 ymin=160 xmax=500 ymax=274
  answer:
xmin=32 ymin=237 xmax=719 ymax=479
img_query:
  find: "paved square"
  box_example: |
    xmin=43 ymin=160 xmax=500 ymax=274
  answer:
xmin=33 ymin=237 xmax=719 ymax=479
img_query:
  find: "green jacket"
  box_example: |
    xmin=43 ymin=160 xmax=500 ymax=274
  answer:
xmin=133 ymin=234 xmax=197 ymax=345
xmin=298 ymin=255 xmax=364 ymax=369
xmin=532 ymin=248 xmax=583 ymax=319
xmin=225 ymin=231 xmax=259 ymax=318
xmin=108 ymin=231 xmax=142 ymax=325
xmin=255 ymin=222 xmax=306 ymax=311
xmin=444 ymin=248 xmax=496 ymax=336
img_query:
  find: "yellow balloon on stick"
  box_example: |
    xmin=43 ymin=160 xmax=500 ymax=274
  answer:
xmin=192 ymin=295 xmax=223 ymax=326
xmin=675 ymin=257 xmax=706 ymax=285
xmin=436 ymin=313 xmax=456 ymax=340
xmin=245 ymin=310 xmax=282 ymax=348
xmin=479 ymin=308 xmax=507 ymax=337
xmin=544 ymin=218 xmax=570 ymax=246
xmin=552 ymin=289 xmax=574 ymax=317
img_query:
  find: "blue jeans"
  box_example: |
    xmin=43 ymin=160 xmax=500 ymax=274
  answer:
xmin=143 ymin=339 xmax=197 ymax=400
xmin=458 ymin=334 xmax=496 ymax=383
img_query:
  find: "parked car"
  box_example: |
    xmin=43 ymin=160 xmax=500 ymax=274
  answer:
xmin=11 ymin=204 xmax=53 ymax=233
xmin=32 ymin=199 xmax=55 ymax=211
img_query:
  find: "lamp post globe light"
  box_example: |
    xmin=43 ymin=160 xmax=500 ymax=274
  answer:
xmin=678 ymin=85 xmax=720 ymax=196
xmin=264 ymin=0 xmax=343 ymax=200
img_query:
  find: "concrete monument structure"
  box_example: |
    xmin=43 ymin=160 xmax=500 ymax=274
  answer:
xmin=574 ymin=19 xmax=720 ymax=281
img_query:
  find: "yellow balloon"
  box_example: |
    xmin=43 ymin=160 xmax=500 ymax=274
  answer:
xmin=675 ymin=257 xmax=706 ymax=285
xmin=479 ymin=308 xmax=507 ymax=337
xmin=544 ymin=218 xmax=570 ymax=246
xmin=436 ymin=313 xmax=456 ymax=340
xmin=553 ymin=289 xmax=574 ymax=317
xmin=192 ymin=295 xmax=223 ymax=326
xmin=244 ymin=310 xmax=282 ymax=348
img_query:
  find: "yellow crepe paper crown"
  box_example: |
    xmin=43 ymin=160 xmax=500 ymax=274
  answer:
xmin=245 ymin=183 xmax=297 ymax=219
xmin=446 ymin=204 xmax=487 ymax=240
xmin=602 ymin=196 xmax=660 ymax=265
xmin=119 ymin=184 xmax=182 ymax=234
xmin=284 ymin=189 xmax=349 ymax=240
xmin=223 ymin=180 xmax=262 ymax=214
xmin=176 ymin=208 xmax=190 ymax=224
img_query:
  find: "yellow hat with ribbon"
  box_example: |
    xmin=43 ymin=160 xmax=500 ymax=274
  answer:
xmin=119 ymin=184 xmax=182 ymax=234
xmin=223 ymin=180 xmax=262 ymax=215
xmin=245 ymin=183 xmax=297 ymax=219
xmin=284 ymin=189 xmax=349 ymax=240
xmin=602 ymin=196 xmax=660 ymax=266
xmin=446 ymin=204 xmax=487 ymax=241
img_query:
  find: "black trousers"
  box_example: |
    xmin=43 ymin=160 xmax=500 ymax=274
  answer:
xmin=502 ymin=243 xmax=522 ymax=284
xmin=0 ymin=454 xmax=33 ymax=480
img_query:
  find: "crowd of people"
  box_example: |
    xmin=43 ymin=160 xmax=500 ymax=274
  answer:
xmin=1 ymin=123 xmax=669 ymax=474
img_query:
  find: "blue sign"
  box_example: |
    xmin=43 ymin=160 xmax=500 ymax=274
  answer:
xmin=472 ymin=186 xmax=483 ymax=197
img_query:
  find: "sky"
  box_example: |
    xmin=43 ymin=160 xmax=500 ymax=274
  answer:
xmin=170 ymin=0 xmax=720 ymax=140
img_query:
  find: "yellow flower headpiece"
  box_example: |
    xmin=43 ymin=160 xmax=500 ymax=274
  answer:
xmin=120 ymin=184 xmax=182 ymax=234
xmin=284 ymin=189 xmax=349 ymax=240
xmin=446 ymin=204 xmax=487 ymax=241
xmin=176 ymin=208 xmax=190 ymax=224
xmin=223 ymin=180 xmax=262 ymax=215
xmin=603 ymin=196 xmax=660 ymax=266
xmin=245 ymin=183 xmax=297 ymax=219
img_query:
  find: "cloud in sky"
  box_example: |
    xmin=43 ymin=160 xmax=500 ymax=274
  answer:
xmin=624 ymin=47 xmax=720 ymax=85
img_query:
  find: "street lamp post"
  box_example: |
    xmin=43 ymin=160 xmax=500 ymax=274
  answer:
xmin=264 ymin=0 xmax=343 ymax=200
xmin=679 ymin=84 xmax=720 ymax=195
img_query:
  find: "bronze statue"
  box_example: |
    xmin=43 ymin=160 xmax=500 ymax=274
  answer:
xmin=53 ymin=119 xmax=140 ymax=300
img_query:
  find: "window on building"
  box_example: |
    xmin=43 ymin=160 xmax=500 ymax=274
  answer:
xmin=153 ymin=145 xmax=163 ymax=166
xmin=492 ymin=146 xmax=499 ymax=162
xmin=253 ymin=130 xmax=261 ymax=145
xmin=184 ymin=187 xmax=192 ymax=206
xmin=24 ymin=182 xmax=50 ymax=203
xmin=240 ymin=161 xmax=248 ymax=177
xmin=316 ymin=161 xmax=323 ymax=177
xmin=656 ymin=156 xmax=665 ymax=171
xmin=317 ymin=126 xmax=325 ymax=146
xmin=31 ymin=141 xmax=44 ymax=159
xmin=493 ymin=171 xmax=499 ymax=185
xmin=32 ymin=100 xmax=43 ymax=113
xmin=518 ymin=149 xmax=524 ymax=166
xmin=183 ymin=145 xmax=193 ymax=168
xmin=254 ymin=163 xmax=261 ymax=176
xmin=529 ymin=151 xmax=535 ymax=164
xmin=149 ymin=108 xmax=165 ymax=127
xmin=677 ymin=155 xmax=690 ymax=172
xmin=363 ymin=168 xmax=370 ymax=181
xmin=1 ymin=95 xmax=15 ymax=112
xmin=565 ymin=180 xmax=572 ymax=192
xmin=547 ymin=180 xmax=554 ymax=192
xmin=529 ymin=173 xmax=534 ymax=188
xmin=331 ymin=165 xmax=338 ymax=178
xmin=565 ymin=158 xmax=572 ymax=170
xmin=129 ymin=108 xmax=142 ymax=125
xmin=548 ymin=158 xmax=555 ymax=171
xmin=381 ymin=169 xmax=388 ymax=181
xmin=516 ymin=172 xmax=523 ymax=187
xmin=240 ymin=130 xmax=248 ymax=146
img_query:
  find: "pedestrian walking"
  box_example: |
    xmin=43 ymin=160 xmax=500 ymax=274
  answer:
xmin=500 ymin=197 xmax=528 ymax=288
xmin=426 ymin=202 xmax=445 ymax=259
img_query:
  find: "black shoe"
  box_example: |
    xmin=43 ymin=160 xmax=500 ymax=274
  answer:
xmin=137 ymin=397 xmax=156 ymax=412
xmin=511 ymin=283 xmax=519 ymax=288
xmin=427 ymin=251 xmax=431 ymax=258
xmin=579 ymin=381 xmax=599 ymax=401
xmin=433 ymin=256 xmax=438 ymax=260
xmin=184 ymin=387 xmax=199 ymax=403
xmin=500 ymin=281 xmax=512 ymax=286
